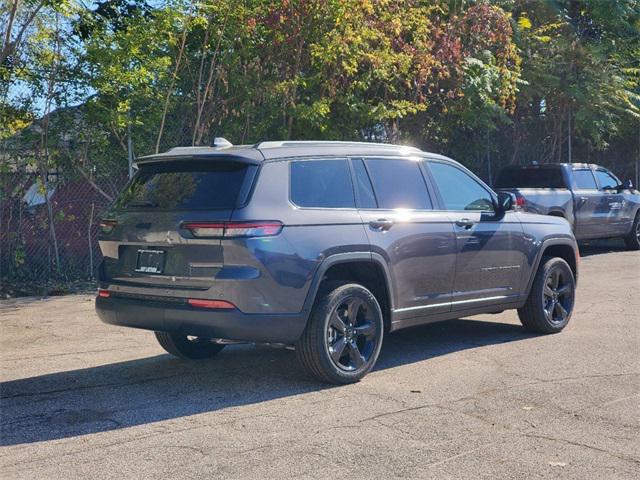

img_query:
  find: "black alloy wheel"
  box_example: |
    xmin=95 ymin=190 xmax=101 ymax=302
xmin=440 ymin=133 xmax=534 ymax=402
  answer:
xmin=542 ymin=266 xmax=574 ymax=325
xmin=518 ymin=256 xmax=575 ymax=334
xmin=296 ymin=283 xmax=384 ymax=384
xmin=326 ymin=296 xmax=378 ymax=371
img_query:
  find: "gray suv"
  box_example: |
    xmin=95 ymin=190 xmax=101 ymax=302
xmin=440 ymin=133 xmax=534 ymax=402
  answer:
xmin=96 ymin=140 xmax=579 ymax=384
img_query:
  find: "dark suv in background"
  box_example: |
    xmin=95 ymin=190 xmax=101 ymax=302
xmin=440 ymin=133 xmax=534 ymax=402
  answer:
xmin=96 ymin=140 xmax=579 ymax=384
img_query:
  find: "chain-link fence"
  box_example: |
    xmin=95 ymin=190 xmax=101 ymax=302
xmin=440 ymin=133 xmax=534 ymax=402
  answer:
xmin=1 ymin=137 xmax=637 ymax=298
xmin=0 ymin=164 xmax=128 ymax=296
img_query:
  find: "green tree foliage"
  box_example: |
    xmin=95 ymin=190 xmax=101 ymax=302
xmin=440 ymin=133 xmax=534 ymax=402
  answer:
xmin=510 ymin=0 xmax=640 ymax=164
xmin=2 ymin=0 xmax=639 ymax=182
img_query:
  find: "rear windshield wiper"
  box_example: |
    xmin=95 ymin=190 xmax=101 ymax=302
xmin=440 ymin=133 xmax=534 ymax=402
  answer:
xmin=125 ymin=200 xmax=158 ymax=208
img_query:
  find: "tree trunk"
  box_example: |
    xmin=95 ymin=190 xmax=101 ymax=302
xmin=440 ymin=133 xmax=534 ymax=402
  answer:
xmin=156 ymin=24 xmax=189 ymax=153
xmin=127 ymin=117 xmax=134 ymax=179
xmin=87 ymin=202 xmax=95 ymax=279
xmin=39 ymin=166 xmax=60 ymax=274
xmin=193 ymin=12 xmax=229 ymax=146
xmin=38 ymin=12 xmax=61 ymax=275
xmin=486 ymin=129 xmax=492 ymax=186
xmin=567 ymin=108 xmax=572 ymax=164
xmin=385 ymin=119 xmax=399 ymax=143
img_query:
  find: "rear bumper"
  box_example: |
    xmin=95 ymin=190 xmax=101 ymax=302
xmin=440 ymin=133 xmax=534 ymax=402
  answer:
xmin=95 ymin=295 xmax=308 ymax=344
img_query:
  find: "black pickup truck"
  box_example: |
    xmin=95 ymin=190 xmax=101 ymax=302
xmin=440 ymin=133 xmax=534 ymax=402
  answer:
xmin=495 ymin=163 xmax=640 ymax=249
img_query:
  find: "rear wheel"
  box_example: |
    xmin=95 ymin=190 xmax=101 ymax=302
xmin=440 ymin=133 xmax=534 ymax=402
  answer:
xmin=296 ymin=283 xmax=384 ymax=384
xmin=155 ymin=332 xmax=225 ymax=360
xmin=623 ymin=212 xmax=640 ymax=250
xmin=518 ymin=257 xmax=576 ymax=334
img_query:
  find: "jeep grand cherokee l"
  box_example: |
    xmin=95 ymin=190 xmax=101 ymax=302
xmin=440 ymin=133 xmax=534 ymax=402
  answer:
xmin=96 ymin=140 xmax=579 ymax=384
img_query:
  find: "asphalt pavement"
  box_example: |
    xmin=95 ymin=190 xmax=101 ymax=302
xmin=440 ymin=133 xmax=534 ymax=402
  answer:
xmin=1 ymin=240 xmax=638 ymax=479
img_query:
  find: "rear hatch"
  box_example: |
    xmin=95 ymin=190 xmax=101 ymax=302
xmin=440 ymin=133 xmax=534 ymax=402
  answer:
xmin=494 ymin=164 xmax=569 ymax=211
xmin=98 ymin=159 xmax=258 ymax=290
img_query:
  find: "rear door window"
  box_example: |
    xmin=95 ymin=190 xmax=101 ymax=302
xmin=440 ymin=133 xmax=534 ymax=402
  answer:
xmin=351 ymin=159 xmax=377 ymax=208
xmin=115 ymin=160 xmax=256 ymax=210
xmin=572 ymin=169 xmax=598 ymax=190
xmin=290 ymin=159 xmax=355 ymax=208
xmin=364 ymin=158 xmax=432 ymax=209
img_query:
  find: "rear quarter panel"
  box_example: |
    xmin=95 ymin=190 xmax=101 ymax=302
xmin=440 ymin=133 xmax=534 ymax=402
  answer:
xmin=232 ymin=160 xmax=369 ymax=314
xmin=500 ymin=188 xmax=575 ymax=225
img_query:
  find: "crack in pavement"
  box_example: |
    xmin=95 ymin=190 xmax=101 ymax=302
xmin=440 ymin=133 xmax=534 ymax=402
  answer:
xmin=360 ymin=372 xmax=639 ymax=423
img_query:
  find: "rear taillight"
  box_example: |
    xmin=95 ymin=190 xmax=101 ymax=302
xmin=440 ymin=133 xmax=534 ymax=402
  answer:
xmin=515 ymin=196 xmax=526 ymax=208
xmin=99 ymin=219 xmax=118 ymax=234
xmin=187 ymin=298 xmax=235 ymax=309
xmin=181 ymin=222 xmax=225 ymax=237
xmin=181 ymin=221 xmax=283 ymax=238
xmin=224 ymin=222 xmax=283 ymax=237
xmin=97 ymin=289 xmax=110 ymax=298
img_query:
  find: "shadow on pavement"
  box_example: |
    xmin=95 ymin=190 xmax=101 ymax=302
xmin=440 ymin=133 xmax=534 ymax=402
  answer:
xmin=1 ymin=318 xmax=534 ymax=446
xmin=578 ymin=238 xmax=628 ymax=257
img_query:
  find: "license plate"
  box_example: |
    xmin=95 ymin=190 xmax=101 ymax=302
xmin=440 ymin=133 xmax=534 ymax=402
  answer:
xmin=135 ymin=249 xmax=165 ymax=274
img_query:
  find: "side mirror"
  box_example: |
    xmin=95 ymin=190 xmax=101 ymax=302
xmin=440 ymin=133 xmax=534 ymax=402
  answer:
xmin=496 ymin=192 xmax=515 ymax=213
xmin=621 ymin=179 xmax=633 ymax=191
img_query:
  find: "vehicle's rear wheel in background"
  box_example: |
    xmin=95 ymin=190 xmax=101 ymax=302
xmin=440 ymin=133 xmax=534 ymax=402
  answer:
xmin=296 ymin=283 xmax=384 ymax=384
xmin=518 ymin=257 xmax=576 ymax=334
xmin=623 ymin=212 xmax=640 ymax=250
xmin=155 ymin=332 xmax=225 ymax=359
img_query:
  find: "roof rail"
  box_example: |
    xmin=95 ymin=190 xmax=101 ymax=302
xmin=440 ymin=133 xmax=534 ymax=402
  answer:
xmin=254 ymin=140 xmax=421 ymax=152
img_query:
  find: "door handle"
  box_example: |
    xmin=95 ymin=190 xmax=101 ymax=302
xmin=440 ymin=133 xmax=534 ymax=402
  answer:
xmin=455 ymin=218 xmax=475 ymax=229
xmin=369 ymin=219 xmax=394 ymax=231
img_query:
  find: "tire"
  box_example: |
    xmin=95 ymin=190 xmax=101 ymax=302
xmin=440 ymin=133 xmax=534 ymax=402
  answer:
xmin=296 ymin=283 xmax=384 ymax=384
xmin=623 ymin=211 xmax=640 ymax=250
xmin=518 ymin=257 xmax=576 ymax=334
xmin=155 ymin=332 xmax=225 ymax=360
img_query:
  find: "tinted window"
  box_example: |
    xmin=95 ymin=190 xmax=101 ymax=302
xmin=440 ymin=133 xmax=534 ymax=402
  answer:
xmin=364 ymin=159 xmax=432 ymax=209
xmin=115 ymin=161 xmax=255 ymax=210
xmin=573 ymin=169 xmax=597 ymax=190
xmin=429 ymin=161 xmax=494 ymax=211
xmin=495 ymin=166 xmax=565 ymax=188
xmin=290 ymin=159 xmax=355 ymax=208
xmin=594 ymin=170 xmax=619 ymax=190
xmin=352 ymin=159 xmax=377 ymax=208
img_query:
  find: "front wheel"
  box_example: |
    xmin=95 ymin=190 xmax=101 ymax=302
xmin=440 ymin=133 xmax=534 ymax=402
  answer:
xmin=518 ymin=257 xmax=576 ymax=334
xmin=155 ymin=332 xmax=225 ymax=360
xmin=296 ymin=283 xmax=384 ymax=384
xmin=623 ymin=212 xmax=640 ymax=250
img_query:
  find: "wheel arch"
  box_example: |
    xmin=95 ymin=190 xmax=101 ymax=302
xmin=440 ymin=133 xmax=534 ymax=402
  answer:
xmin=302 ymin=253 xmax=394 ymax=332
xmin=523 ymin=238 xmax=579 ymax=302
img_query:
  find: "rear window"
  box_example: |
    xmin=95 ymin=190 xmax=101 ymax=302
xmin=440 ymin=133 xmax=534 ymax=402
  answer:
xmin=495 ymin=166 xmax=566 ymax=189
xmin=115 ymin=160 xmax=256 ymax=210
xmin=290 ymin=159 xmax=355 ymax=208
